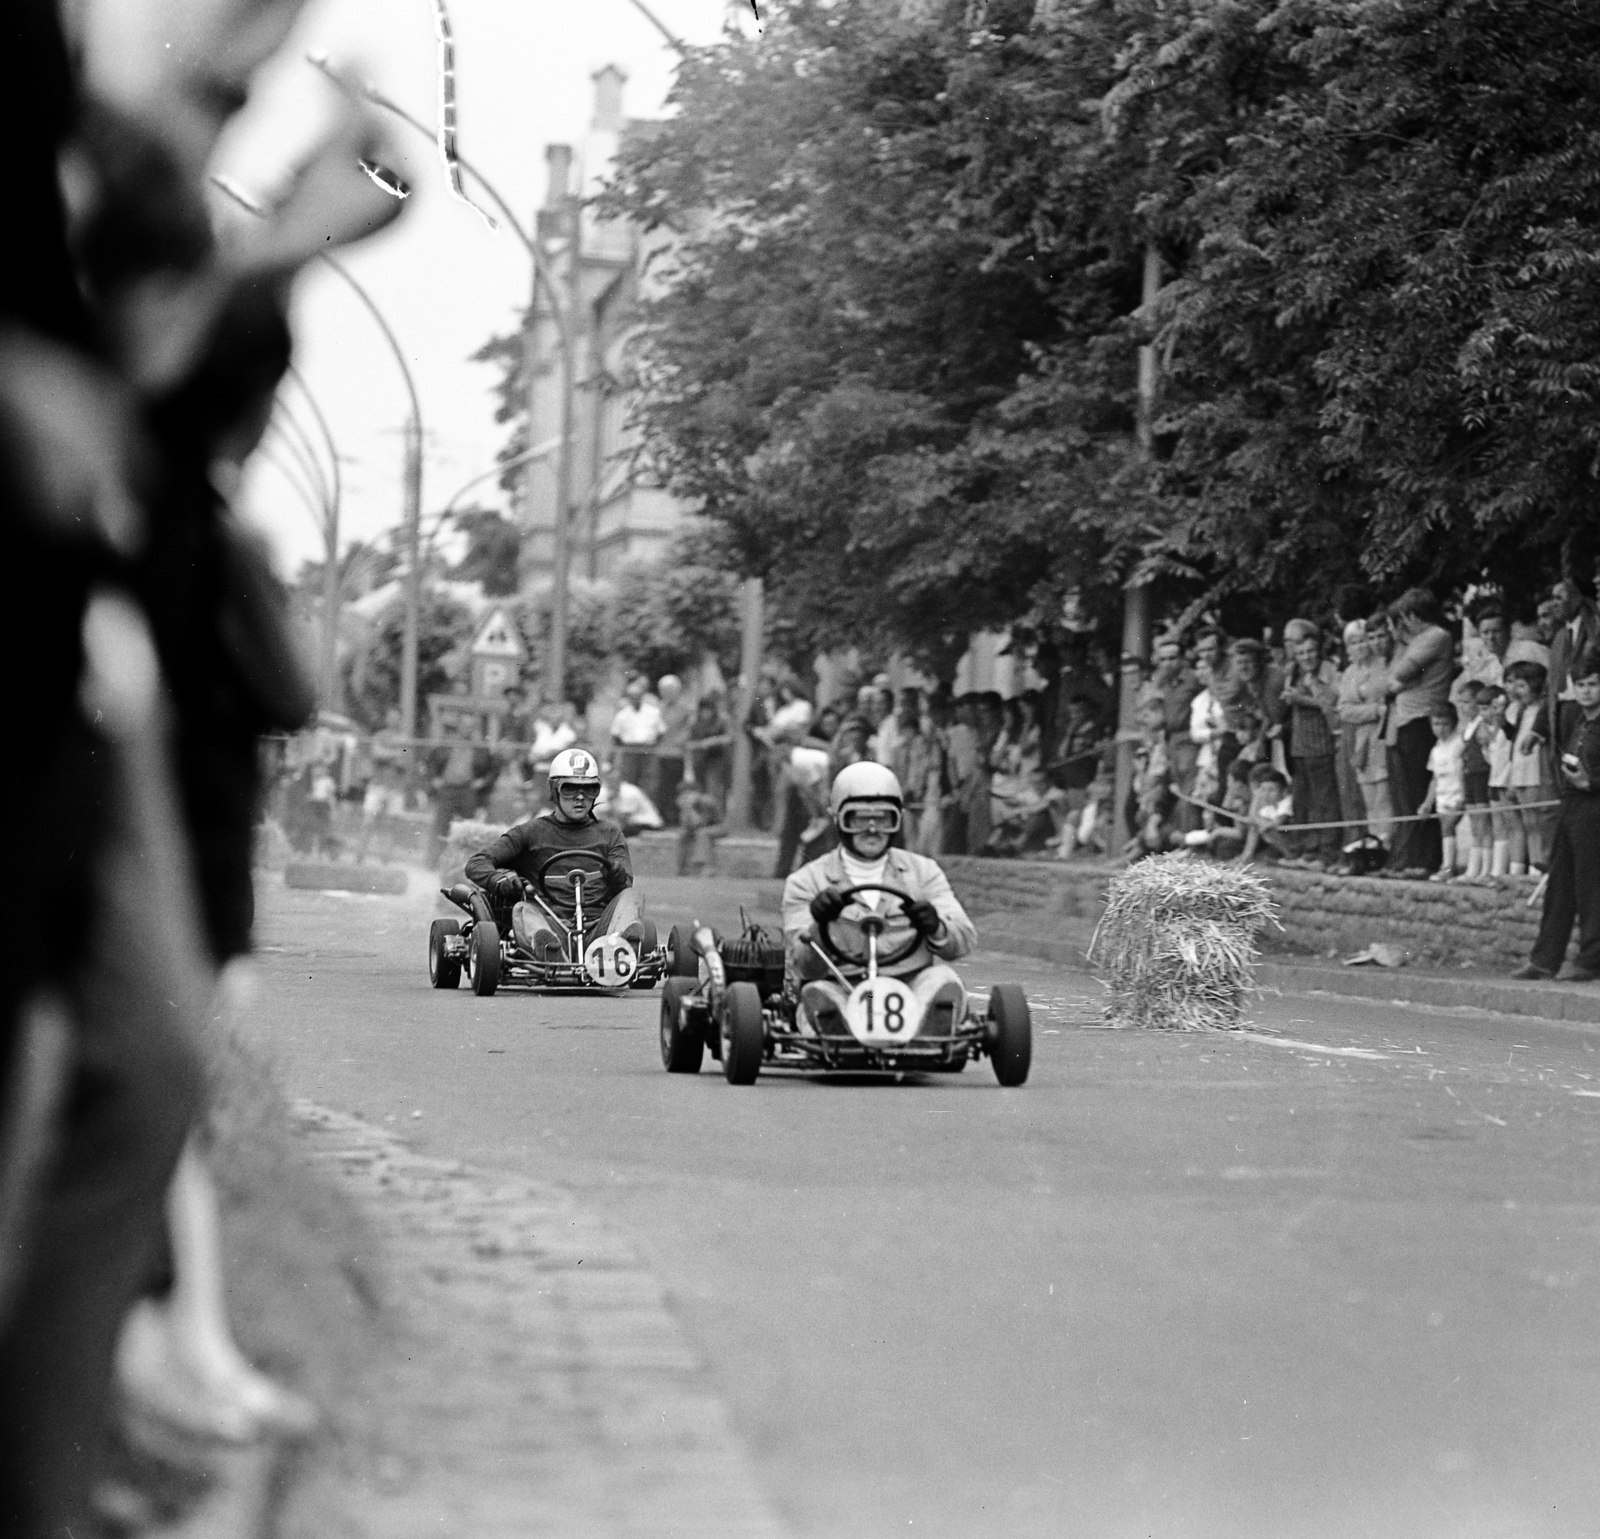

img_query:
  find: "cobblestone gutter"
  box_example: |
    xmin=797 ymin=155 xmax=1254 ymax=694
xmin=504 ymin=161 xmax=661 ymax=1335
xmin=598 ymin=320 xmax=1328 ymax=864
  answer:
xmin=277 ymin=1103 xmax=787 ymax=1539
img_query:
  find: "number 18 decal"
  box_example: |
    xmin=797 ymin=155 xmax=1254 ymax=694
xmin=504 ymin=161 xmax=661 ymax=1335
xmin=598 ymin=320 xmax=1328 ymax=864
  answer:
xmin=584 ymin=936 xmax=638 ymax=985
xmin=844 ymin=976 xmax=922 ymax=1045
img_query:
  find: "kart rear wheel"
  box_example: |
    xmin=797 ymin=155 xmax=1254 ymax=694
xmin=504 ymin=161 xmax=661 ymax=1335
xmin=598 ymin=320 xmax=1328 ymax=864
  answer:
xmin=986 ymin=983 xmax=1031 ymax=1087
xmin=630 ymin=918 xmax=660 ymax=988
xmin=720 ymin=981 xmax=765 ymax=1085
xmin=428 ymin=919 xmax=462 ymax=990
xmin=668 ymin=924 xmax=699 ymax=978
xmin=659 ymin=978 xmax=704 ymax=1073
xmin=470 ymin=921 xmax=501 ymax=997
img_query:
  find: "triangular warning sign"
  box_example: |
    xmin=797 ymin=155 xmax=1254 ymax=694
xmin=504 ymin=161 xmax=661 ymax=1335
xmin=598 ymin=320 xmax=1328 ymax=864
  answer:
xmin=471 ymin=608 xmax=525 ymax=658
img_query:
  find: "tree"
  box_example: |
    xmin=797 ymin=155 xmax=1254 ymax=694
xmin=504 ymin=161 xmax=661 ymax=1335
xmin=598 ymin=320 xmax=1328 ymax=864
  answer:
xmin=1135 ymin=0 xmax=1600 ymax=604
xmin=611 ymin=534 xmax=742 ymax=681
xmin=505 ymin=581 xmax=615 ymax=713
xmin=601 ymin=0 xmax=1084 ymax=671
xmin=343 ymin=591 xmax=476 ymax=732
xmin=449 ymin=506 xmax=521 ymax=596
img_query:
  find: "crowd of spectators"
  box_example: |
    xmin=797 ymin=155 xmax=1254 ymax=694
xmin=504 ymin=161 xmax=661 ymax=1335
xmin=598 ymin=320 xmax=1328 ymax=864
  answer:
xmin=279 ymin=570 xmax=1600 ymax=901
xmin=738 ymin=573 xmax=1600 ymax=895
xmin=1127 ymin=579 xmax=1599 ymax=886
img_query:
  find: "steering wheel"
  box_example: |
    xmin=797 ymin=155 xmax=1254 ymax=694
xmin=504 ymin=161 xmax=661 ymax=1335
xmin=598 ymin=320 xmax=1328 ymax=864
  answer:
xmin=816 ymin=884 xmax=926 ymax=970
xmin=535 ymin=848 xmax=610 ymax=903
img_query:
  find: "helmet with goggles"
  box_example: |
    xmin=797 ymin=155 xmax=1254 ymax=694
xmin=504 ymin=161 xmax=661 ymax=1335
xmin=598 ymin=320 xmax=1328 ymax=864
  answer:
xmin=548 ymin=747 xmax=602 ymax=804
xmin=829 ymin=760 xmax=903 ymax=835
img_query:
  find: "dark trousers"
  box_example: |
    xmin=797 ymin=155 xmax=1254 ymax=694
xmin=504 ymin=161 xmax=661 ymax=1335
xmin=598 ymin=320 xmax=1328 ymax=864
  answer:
xmin=1386 ymin=718 xmax=1442 ymax=872
xmin=1290 ymin=754 xmax=1342 ymax=859
xmin=1531 ymin=795 xmax=1600 ymax=974
xmin=431 ymin=783 xmax=477 ymax=860
xmin=774 ymin=787 xmax=806 ymax=878
xmin=653 ymin=752 xmax=684 ymax=826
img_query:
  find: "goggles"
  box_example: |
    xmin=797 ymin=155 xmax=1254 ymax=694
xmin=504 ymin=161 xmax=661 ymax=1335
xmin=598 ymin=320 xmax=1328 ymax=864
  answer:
xmin=556 ymin=782 xmax=600 ymax=799
xmin=838 ymin=802 xmax=901 ymax=834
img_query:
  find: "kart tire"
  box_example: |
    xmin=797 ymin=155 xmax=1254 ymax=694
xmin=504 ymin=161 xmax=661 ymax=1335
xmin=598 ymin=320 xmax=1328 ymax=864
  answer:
xmin=720 ymin=981 xmax=765 ymax=1085
xmin=630 ymin=918 xmax=660 ymax=988
xmin=659 ymin=978 xmax=703 ymax=1073
xmin=429 ymin=919 xmax=462 ymax=990
xmin=470 ymin=921 xmax=501 ymax=997
xmin=986 ymin=983 xmax=1031 ymax=1087
xmin=668 ymin=923 xmax=699 ymax=978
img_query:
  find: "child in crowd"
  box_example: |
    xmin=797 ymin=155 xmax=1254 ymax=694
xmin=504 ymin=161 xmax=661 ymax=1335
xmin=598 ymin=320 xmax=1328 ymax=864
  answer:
xmin=1420 ymin=701 xmax=1466 ymax=881
xmin=1071 ymin=765 xmax=1115 ymax=858
xmin=1232 ymin=763 xmax=1294 ymax=865
xmin=987 ymin=766 xmax=1070 ymax=856
xmin=1481 ymin=685 xmax=1517 ymax=876
xmin=1457 ymin=682 xmax=1495 ymax=880
xmin=1505 ymin=660 xmax=1554 ymax=872
xmin=1126 ymin=696 xmax=1175 ymax=857
xmin=1188 ymin=756 xmax=1255 ymax=858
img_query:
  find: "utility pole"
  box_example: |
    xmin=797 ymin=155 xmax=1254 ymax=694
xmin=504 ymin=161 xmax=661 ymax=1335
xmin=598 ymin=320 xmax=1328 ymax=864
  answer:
xmin=726 ymin=576 xmax=765 ymax=831
xmin=1113 ymin=242 xmax=1163 ymax=848
xmin=531 ymin=145 xmax=582 ymax=707
xmin=399 ymin=414 xmax=424 ymax=743
xmin=547 ymin=176 xmax=581 ymax=707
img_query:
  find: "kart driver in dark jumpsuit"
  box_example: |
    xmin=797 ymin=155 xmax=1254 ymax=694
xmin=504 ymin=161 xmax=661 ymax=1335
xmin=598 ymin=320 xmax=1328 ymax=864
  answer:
xmin=464 ymin=748 xmax=645 ymax=959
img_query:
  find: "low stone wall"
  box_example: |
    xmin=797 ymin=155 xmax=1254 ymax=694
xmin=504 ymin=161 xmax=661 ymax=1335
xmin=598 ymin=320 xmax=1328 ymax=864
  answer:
xmin=941 ymin=855 xmax=1543 ymax=972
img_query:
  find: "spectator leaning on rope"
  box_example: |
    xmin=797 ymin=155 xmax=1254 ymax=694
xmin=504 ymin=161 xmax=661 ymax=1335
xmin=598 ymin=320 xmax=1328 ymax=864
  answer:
xmin=1274 ymin=619 xmax=1343 ymax=865
xmin=1381 ymin=588 xmax=1455 ymax=876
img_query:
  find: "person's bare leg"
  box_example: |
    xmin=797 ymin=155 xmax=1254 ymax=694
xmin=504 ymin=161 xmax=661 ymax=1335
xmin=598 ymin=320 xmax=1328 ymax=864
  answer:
xmin=115 ymin=966 xmax=317 ymax=1441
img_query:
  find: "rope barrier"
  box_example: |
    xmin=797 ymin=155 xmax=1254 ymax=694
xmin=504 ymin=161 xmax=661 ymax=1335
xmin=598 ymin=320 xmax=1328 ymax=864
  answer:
xmin=1171 ymin=786 xmax=1566 ymax=834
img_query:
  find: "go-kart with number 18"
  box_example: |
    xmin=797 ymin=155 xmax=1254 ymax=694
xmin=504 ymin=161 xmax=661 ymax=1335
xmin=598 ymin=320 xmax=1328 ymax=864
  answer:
xmin=658 ymin=761 xmax=1032 ymax=1085
xmin=658 ymin=899 xmax=1031 ymax=1085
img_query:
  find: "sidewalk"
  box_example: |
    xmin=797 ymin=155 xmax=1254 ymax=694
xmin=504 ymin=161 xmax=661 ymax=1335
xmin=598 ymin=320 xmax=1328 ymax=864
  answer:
xmin=974 ymin=912 xmax=1600 ymax=1029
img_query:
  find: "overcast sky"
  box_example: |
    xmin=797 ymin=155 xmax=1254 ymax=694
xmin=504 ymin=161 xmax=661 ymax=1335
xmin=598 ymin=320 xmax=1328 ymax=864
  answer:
xmin=219 ymin=0 xmax=734 ymax=579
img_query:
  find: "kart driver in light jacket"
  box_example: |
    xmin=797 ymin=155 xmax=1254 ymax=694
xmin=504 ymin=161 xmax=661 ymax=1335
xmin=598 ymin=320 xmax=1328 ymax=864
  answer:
xmin=782 ymin=761 xmax=977 ymax=1036
xmin=465 ymin=747 xmax=644 ymax=959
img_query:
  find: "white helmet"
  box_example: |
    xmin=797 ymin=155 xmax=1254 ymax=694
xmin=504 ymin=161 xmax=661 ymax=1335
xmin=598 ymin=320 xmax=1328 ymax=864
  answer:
xmin=829 ymin=760 xmax=903 ymax=834
xmin=549 ymin=747 xmax=602 ymax=800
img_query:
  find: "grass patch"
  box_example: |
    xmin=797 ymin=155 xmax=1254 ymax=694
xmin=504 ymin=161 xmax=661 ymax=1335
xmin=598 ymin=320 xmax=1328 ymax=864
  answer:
xmin=201 ymin=1011 xmax=389 ymax=1483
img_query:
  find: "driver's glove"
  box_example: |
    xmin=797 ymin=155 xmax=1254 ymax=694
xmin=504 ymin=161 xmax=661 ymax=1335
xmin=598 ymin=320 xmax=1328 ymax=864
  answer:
xmin=489 ymin=870 xmax=523 ymax=905
xmin=905 ymin=898 xmax=942 ymax=940
xmin=809 ymin=887 xmax=848 ymax=928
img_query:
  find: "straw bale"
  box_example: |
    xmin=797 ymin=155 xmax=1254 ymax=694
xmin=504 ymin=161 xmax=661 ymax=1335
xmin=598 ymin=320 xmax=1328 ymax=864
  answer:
xmin=1088 ymin=854 xmax=1277 ymax=1030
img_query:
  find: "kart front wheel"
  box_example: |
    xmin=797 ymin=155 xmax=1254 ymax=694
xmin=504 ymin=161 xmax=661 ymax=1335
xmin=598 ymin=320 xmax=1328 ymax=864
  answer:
xmin=668 ymin=923 xmax=699 ymax=978
xmin=630 ymin=918 xmax=660 ymax=988
xmin=428 ymin=919 xmax=462 ymax=989
xmin=986 ymin=983 xmax=1031 ymax=1087
xmin=470 ymin=921 xmax=501 ymax=997
xmin=720 ymin=981 xmax=765 ymax=1085
xmin=659 ymin=978 xmax=704 ymax=1074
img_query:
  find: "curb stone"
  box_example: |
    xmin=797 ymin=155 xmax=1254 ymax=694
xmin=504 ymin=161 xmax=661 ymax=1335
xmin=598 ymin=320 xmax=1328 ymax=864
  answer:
xmin=277 ymin=1102 xmax=788 ymax=1539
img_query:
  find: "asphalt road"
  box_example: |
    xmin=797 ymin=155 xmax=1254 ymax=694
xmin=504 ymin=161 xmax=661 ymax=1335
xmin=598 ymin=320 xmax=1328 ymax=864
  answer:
xmin=245 ymin=873 xmax=1600 ymax=1539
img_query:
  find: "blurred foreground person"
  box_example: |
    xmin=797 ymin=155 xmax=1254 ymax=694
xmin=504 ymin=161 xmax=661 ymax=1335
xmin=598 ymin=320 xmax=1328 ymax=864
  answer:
xmin=0 ymin=0 xmax=409 ymax=1530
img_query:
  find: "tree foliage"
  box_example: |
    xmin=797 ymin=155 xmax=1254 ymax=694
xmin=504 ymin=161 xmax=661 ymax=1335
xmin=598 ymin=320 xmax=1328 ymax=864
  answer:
xmin=598 ymin=0 xmax=1600 ymax=658
xmin=611 ymin=534 xmax=742 ymax=682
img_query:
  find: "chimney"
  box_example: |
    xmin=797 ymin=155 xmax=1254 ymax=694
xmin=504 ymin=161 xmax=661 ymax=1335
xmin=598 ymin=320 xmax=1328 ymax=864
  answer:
xmin=543 ymin=144 xmax=573 ymax=208
xmin=591 ymin=64 xmax=627 ymax=133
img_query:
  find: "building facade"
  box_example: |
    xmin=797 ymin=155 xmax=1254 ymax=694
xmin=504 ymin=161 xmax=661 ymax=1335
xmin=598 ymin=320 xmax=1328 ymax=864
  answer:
xmin=517 ymin=67 xmax=689 ymax=588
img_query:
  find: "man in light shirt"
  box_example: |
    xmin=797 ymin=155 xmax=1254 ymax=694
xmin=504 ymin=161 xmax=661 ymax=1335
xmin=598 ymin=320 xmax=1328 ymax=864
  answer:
xmin=609 ymin=676 xmax=665 ymax=796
